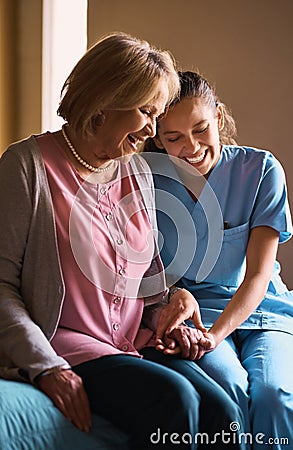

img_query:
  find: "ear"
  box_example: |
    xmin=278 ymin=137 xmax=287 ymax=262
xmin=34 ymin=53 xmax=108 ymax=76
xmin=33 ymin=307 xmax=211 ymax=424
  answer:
xmin=217 ymin=103 xmax=224 ymax=131
xmin=154 ymin=135 xmax=165 ymax=149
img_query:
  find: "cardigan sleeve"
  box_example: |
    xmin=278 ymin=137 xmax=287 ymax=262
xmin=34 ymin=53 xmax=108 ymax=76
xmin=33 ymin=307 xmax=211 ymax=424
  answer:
xmin=0 ymin=141 xmax=68 ymax=382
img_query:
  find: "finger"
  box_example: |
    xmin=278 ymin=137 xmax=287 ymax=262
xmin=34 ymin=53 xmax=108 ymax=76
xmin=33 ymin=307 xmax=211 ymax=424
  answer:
xmin=170 ymin=328 xmax=191 ymax=359
xmin=189 ymin=331 xmax=204 ymax=360
xmin=188 ymin=331 xmax=201 ymax=360
xmin=191 ymin=311 xmax=207 ymax=333
xmin=71 ymin=384 xmax=92 ymax=432
xmin=163 ymin=335 xmax=177 ymax=349
xmin=194 ymin=322 xmax=207 ymax=333
xmin=198 ymin=336 xmax=213 ymax=350
xmin=155 ymin=337 xmax=166 ymax=346
xmin=163 ymin=346 xmax=181 ymax=356
xmin=156 ymin=338 xmax=176 ymax=352
xmin=156 ymin=343 xmax=167 ymax=352
xmin=195 ymin=347 xmax=207 ymax=360
xmin=189 ymin=344 xmax=200 ymax=361
xmin=52 ymin=392 xmax=72 ymax=421
xmin=165 ymin=316 xmax=187 ymax=336
xmin=65 ymin=372 xmax=91 ymax=432
xmin=167 ymin=339 xmax=177 ymax=349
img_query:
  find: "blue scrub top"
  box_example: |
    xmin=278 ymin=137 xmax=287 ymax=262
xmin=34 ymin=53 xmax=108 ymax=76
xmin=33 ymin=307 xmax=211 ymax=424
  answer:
xmin=146 ymin=146 xmax=293 ymax=335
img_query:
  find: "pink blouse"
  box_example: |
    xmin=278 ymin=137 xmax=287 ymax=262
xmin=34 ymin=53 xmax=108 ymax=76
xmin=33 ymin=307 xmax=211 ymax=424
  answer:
xmin=37 ymin=133 xmax=156 ymax=367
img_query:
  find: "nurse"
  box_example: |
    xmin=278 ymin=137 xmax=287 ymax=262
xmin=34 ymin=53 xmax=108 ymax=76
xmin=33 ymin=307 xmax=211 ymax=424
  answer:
xmin=144 ymin=71 xmax=293 ymax=449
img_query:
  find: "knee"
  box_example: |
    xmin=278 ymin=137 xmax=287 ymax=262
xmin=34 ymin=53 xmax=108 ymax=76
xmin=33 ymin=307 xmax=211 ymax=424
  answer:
xmin=214 ymin=390 xmax=244 ymax=425
xmin=215 ymin=377 xmax=249 ymax=408
xmin=229 ymin=380 xmax=250 ymax=408
xmin=251 ymin=384 xmax=288 ymax=412
xmin=198 ymin=359 xmax=248 ymax=405
xmin=162 ymin=372 xmax=201 ymax=411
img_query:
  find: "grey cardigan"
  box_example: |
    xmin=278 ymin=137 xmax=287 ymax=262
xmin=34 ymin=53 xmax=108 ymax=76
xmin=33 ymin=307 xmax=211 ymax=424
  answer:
xmin=0 ymin=136 xmax=167 ymax=382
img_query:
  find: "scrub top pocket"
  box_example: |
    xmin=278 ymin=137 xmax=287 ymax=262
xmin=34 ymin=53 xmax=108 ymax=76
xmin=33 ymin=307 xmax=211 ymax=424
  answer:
xmin=202 ymin=221 xmax=250 ymax=286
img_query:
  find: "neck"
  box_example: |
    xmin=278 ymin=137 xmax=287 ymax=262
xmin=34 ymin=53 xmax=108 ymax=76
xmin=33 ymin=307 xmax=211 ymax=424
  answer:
xmin=61 ymin=124 xmax=112 ymax=173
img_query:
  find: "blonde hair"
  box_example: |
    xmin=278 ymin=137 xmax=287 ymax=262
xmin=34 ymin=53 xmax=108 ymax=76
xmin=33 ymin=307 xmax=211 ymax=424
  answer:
xmin=57 ymin=32 xmax=179 ymax=137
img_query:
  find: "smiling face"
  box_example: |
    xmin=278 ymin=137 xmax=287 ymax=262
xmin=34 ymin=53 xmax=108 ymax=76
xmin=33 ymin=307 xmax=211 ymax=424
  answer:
xmin=156 ymin=97 xmax=223 ymax=177
xmin=95 ymin=80 xmax=170 ymax=160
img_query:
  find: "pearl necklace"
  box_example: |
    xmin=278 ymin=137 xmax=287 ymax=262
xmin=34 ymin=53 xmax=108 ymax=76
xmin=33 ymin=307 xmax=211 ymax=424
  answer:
xmin=61 ymin=125 xmax=113 ymax=173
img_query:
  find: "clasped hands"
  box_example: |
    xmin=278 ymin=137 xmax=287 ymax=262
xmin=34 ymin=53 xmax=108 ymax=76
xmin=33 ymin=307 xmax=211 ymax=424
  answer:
xmin=38 ymin=288 xmax=213 ymax=433
xmin=156 ymin=288 xmax=216 ymax=360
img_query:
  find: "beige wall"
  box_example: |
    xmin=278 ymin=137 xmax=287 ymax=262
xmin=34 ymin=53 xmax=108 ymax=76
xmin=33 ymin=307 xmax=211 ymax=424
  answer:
xmin=0 ymin=0 xmax=17 ymax=151
xmin=0 ymin=0 xmax=42 ymax=154
xmin=1 ymin=0 xmax=292 ymax=286
xmin=88 ymin=0 xmax=293 ymax=287
xmin=17 ymin=0 xmax=42 ymax=141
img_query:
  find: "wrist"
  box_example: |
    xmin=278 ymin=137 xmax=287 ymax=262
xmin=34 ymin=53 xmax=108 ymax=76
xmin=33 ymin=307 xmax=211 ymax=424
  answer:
xmin=34 ymin=364 xmax=71 ymax=385
xmin=168 ymin=286 xmax=183 ymax=301
xmin=206 ymin=328 xmax=221 ymax=347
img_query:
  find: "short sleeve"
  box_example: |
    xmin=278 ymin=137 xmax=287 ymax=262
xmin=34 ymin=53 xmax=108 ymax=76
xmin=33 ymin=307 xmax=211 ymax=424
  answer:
xmin=251 ymin=153 xmax=292 ymax=243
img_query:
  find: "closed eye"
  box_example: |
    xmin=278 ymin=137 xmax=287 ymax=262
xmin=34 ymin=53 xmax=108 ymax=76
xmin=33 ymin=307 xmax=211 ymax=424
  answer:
xmin=140 ymin=108 xmax=151 ymax=117
xmin=167 ymin=136 xmax=181 ymax=142
xmin=166 ymin=125 xmax=209 ymax=143
xmin=195 ymin=125 xmax=209 ymax=134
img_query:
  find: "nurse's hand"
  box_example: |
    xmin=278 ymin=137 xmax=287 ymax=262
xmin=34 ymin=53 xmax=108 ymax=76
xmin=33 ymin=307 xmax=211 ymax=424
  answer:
xmin=195 ymin=332 xmax=217 ymax=359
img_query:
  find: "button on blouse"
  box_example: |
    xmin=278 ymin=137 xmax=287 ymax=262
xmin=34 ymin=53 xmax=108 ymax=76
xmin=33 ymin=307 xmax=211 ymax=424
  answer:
xmin=40 ymin=133 xmax=156 ymax=367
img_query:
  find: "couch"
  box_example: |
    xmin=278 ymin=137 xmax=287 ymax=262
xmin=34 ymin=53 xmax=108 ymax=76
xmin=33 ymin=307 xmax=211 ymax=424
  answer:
xmin=0 ymin=379 xmax=130 ymax=449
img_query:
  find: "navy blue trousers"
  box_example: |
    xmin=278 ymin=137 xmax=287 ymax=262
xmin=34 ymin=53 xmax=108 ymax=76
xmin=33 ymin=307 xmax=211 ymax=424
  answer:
xmin=74 ymin=348 xmax=246 ymax=450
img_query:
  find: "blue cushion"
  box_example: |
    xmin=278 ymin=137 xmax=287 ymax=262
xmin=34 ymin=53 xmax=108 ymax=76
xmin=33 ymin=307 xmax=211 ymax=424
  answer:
xmin=0 ymin=379 xmax=130 ymax=449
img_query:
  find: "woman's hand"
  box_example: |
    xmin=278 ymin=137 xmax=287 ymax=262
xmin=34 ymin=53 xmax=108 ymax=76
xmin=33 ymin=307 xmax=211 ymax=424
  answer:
xmin=156 ymin=327 xmax=217 ymax=361
xmin=156 ymin=325 xmax=204 ymax=360
xmin=156 ymin=288 xmax=206 ymax=345
xmin=37 ymin=369 xmax=92 ymax=432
